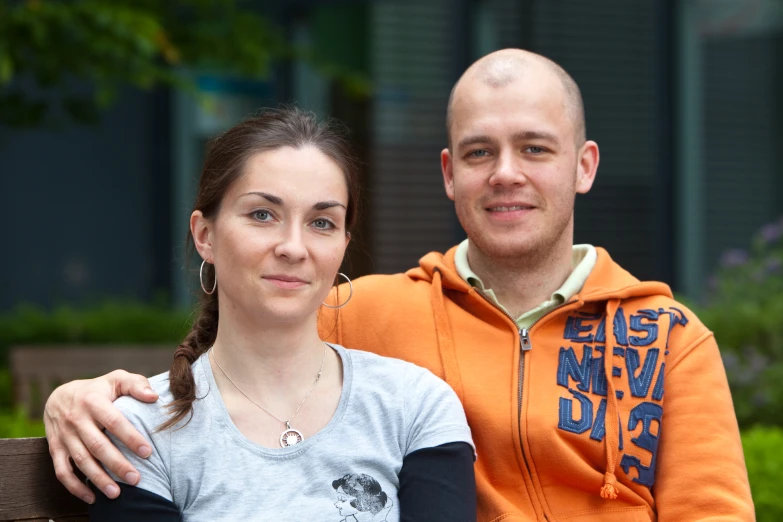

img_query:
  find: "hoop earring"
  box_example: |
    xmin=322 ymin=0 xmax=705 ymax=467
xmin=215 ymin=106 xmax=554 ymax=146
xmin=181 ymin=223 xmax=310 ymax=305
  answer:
xmin=322 ymin=273 xmax=353 ymax=309
xmin=200 ymin=259 xmax=217 ymax=295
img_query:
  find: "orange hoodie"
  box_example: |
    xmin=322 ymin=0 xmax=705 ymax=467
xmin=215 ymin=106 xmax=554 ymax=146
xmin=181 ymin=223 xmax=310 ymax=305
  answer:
xmin=319 ymin=246 xmax=754 ymax=522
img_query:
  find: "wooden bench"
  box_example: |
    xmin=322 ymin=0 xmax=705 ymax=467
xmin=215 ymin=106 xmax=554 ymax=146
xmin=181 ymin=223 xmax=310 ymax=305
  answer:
xmin=2 ymin=347 xmax=176 ymax=520
xmin=10 ymin=345 xmax=175 ymax=419
xmin=0 ymin=437 xmax=88 ymax=521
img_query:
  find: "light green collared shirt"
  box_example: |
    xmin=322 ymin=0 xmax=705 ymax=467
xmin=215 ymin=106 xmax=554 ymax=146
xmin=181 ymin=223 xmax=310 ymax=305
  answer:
xmin=454 ymin=240 xmax=597 ymax=329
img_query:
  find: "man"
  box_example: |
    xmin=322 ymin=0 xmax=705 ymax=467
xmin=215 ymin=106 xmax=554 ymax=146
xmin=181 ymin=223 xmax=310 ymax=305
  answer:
xmin=43 ymin=49 xmax=754 ymax=520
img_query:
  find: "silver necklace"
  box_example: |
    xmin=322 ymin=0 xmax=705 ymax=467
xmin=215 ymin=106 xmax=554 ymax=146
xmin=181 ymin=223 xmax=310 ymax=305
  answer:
xmin=210 ymin=344 xmax=327 ymax=448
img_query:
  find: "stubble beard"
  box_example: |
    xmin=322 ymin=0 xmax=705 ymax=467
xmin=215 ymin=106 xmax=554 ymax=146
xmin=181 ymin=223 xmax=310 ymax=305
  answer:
xmin=456 ymin=197 xmax=576 ymax=270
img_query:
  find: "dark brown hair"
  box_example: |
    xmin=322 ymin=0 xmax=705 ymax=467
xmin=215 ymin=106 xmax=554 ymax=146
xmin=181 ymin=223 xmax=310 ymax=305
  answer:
xmin=159 ymin=106 xmax=361 ymax=430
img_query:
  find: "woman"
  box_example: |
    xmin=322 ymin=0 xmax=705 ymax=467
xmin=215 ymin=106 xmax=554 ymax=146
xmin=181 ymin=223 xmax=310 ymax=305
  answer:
xmin=88 ymin=107 xmax=476 ymax=520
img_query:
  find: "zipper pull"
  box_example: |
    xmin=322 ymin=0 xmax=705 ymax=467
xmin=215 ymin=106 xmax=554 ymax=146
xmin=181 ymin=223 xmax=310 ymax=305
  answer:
xmin=520 ymin=328 xmax=532 ymax=351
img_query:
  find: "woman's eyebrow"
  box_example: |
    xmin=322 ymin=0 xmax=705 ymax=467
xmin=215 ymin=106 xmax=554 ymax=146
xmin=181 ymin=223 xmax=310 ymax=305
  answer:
xmin=238 ymin=192 xmax=344 ymax=211
xmin=313 ymin=201 xmax=346 ymax=211
xmin=239 ymin=191 xmax=282 ymax=205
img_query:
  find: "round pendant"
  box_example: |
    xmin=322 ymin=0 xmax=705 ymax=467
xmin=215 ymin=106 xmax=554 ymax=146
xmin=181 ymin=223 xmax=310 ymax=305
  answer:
xmin=280 ymin=428 xmax=304 ymax=447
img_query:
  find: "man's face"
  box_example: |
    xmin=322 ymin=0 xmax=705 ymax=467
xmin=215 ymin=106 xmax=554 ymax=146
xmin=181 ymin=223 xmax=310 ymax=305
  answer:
xmin=442 ymin=74 xmax=596 ymax=262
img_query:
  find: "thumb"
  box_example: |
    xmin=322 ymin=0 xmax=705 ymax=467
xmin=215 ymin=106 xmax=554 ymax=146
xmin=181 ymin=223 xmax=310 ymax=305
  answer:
xmin=132 ymin=384 xmax=158 ymax=402
xmin=129 ymin=379 xmax=158 ymax=402
xmin=112 ymin=371 xmax=158 ymax=403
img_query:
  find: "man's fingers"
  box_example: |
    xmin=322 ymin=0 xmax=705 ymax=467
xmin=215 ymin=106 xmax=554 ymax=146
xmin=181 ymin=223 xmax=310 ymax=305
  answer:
xmin=46 ymin=424 xmax=95 ymax=504
xmin=75 ymin=401 xmax=145 ymax=496
xmin=51 ymin=445 xmax=95 ymax=503
xmin=87 ymin=397 xmax=151 ymax=459
xmin=66 ymin=435 xmax=122 ymax=500
xmin=80 ymin=425 xmax=141 ymax=487
xmin=110 ymin=370 xmax=157 ymax=403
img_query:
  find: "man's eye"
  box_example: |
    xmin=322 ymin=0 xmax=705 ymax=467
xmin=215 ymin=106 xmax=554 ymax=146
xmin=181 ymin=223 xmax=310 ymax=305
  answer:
xmin=252 ymin=210 xmax=273 ymax=221
xmin=525 ymin=146 xmax=545 ymax=154
xmin=470 ymin=150 xmax=489 ymax=157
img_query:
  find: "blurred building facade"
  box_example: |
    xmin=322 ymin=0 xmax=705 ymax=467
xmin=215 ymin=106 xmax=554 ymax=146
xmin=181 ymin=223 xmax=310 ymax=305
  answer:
xmin=1 ymin=0 xmax=781 ymax=310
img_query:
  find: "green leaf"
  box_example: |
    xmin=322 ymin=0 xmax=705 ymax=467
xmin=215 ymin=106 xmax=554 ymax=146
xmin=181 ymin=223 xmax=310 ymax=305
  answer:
xmin=95 ymin=84 xmax=117 ymax=107
xmin=0 ymin=52 xmax=13 ymax=84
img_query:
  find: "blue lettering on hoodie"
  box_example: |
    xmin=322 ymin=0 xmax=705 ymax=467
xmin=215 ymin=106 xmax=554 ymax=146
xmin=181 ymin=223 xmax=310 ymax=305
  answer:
xmin=555 ymin=307 xmax=687 ymax=491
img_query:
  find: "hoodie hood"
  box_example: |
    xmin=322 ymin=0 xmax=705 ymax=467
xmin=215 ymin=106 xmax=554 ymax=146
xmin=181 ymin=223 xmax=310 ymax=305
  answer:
xmin=408 ymin=245 xmax=674 ymax=303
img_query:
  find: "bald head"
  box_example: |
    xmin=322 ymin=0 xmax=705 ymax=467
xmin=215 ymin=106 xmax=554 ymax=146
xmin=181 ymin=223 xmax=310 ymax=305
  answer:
xmin=446 ymin=49 xmax=585 ymax=148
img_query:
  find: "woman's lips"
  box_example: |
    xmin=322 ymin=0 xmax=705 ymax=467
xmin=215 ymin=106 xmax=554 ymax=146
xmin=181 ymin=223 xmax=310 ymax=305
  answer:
xmin=262 ymin=275 xmax=309 ymax=289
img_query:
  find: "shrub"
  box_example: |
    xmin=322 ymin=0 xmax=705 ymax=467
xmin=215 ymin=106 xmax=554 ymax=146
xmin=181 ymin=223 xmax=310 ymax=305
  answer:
xmin=0 ymin=301 xmax=193 ymax=367
xmin=0 ymin=407 xmax=45 ymax=438
xmin=696 ymin=217 xmax=783 ymax=428
xmin=742 ymin=425 xmax=783 ymax=520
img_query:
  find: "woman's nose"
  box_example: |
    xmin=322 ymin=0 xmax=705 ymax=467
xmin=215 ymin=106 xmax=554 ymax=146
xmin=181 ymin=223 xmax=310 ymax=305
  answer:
xmin=273 ymin=225 xmax=308 ymax=262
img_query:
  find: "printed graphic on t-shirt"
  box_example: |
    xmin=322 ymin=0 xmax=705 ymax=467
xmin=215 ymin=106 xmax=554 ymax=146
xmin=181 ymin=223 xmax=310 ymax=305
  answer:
xmin=331 ymin=473 xmax=393 ymax=521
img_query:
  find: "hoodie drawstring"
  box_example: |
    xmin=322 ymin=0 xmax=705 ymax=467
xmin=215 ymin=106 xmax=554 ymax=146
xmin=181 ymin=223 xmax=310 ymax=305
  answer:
xmin=600 ymin=298 xmax=623 ymax=500
xmin=430 ymin=268 xmax=464 ymax=402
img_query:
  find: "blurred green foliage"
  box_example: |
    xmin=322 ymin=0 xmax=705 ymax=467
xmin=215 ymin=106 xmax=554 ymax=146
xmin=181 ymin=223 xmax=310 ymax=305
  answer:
xmin=0 ymin=407 xmax=45 ymax=437
xmin=0 ymin=367 xmax=44 ymax=436
xmin=0 ymin=366 xmax=11 ymax=409
xmin=742 ymin=425 xmax=783 ymax=520
xmin=695 ymin=216 xmax=783 ymax=428
xmin=0 ymin=301 xmax=193 ymax=366
xmin=0 ymin=0 xmax=370 ymax=127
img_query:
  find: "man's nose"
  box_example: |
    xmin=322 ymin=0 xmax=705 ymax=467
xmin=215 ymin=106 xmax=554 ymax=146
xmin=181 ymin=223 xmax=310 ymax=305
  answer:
xmin=489 ymin=150 xmax=527 ymax=187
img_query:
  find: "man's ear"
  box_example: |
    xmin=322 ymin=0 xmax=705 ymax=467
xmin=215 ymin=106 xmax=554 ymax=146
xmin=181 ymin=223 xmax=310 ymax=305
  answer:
xmin=190 ymin=210 xmax=214 ymax=262
xmin=441 ymin=148 xmax=456 ymax=201
xmin=575 ymin=140 xmax=600 ymax=194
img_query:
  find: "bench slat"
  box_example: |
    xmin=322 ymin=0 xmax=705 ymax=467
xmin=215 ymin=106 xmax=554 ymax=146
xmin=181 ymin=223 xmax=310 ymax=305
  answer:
xmin=0 ymin=438 xmax=88 ymax=522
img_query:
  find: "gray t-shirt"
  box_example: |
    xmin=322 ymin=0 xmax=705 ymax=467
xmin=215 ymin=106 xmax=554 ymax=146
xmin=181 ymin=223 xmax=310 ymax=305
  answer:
xmin=108 ymin=344 xmax=473 ymax=521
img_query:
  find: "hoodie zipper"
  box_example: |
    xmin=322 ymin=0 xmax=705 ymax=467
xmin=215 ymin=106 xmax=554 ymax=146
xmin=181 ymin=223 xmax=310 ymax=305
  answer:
xmin=475 ymin=290 xmax=577 ymax=521
xmin=465 ymin=292 xmax=549 ymax=518
xmin=519 ymin=300 xmax=578 ymax=426
xmin=519 ymin=300 xmax=578 ymax=521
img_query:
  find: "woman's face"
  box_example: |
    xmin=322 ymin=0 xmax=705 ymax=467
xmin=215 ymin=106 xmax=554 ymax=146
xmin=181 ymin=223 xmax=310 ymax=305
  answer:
xmin=193 ymin=145 xmax=350 ymax=325
xmin=334 ymin=489 xmax=359 ymax=516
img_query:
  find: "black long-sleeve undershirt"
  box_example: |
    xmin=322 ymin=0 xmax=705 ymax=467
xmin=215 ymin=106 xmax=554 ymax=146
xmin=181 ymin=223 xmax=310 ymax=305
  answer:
xmin=90 ymin=441 xmax=476 ymax=521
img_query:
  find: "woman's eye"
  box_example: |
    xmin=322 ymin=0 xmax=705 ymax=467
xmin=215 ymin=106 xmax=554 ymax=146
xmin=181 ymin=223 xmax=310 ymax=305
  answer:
xmin=312 ymin=219 xmax=334 ymax=230
xmin=252 ymin=210 xmax=273 ymax=221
